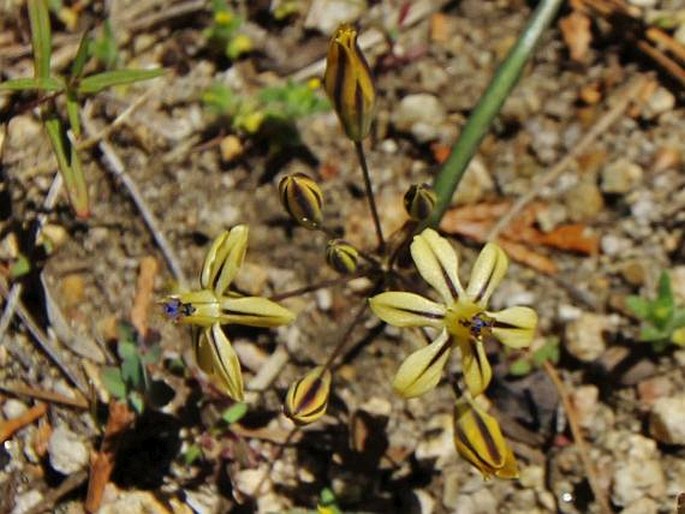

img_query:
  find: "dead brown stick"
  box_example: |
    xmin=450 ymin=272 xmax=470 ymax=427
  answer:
xmin=24 ymin=469 xmax=89 ymax=514
xmin=85 ymin=401 xmax=135 ymax=513
xmin=130 ymin=256 xmax=159 ymax=338
xmin=543 ymin=361 xmax=613 ymax=514
xmin=0 ymin=382 xmax=88 ymax=409
xmin=645 ymin=27 xmax=685 ymax=64
xmin=0 ymin=402 xmax=48 ymax=443
xmin=637 ymin=40 xmax=685 ymax=88
xmin=486 ymin=75 xmax=647 ymax=242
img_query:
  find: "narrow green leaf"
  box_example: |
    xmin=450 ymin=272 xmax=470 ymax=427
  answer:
xmin=0 ymin=77 xmax=64 ymax=91
xmin=183 ymin=444 xmax=202 ymax=465
xmin=28 ymin=0 xmax=52 ymax=80
xmin=118 ymin=339 xmax=138 ymax=361
xmin=128 ymin=391 xmax=145 ymax=414
xmin=67 ymin=144 xmax=90 ymax=218
xmin=101 ymin=367 xmax=127 ymax=399
xmin=657 ymin=271 xmax=673 ymax=302
xmin=532 ymin=338 xmax=560 ymax=366
xmin=77 ymin=68 xmax=164 ymax=94
xmin=222 ymin=402 xmax=248 ymax=424
xmin=70 ymin=32 xmax=92 ymax=79
xmin=426 ymin=0 xmax=564 ymax=227
xmin=626 ymin=295 xmax=651 ymax=320
xmin=66 ymin=93 xmax=81 ymax=137
xmin=640 ymin=325 xmax=668 ymax=343
xmin=9 ymin=254 xmax=31 ymax=278
xmin=121 ymin=355 xmax=143 ymax=389
xmin=508 ymin=358 xmax=532 ymax=376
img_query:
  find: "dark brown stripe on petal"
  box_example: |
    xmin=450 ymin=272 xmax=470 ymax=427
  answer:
xmin=474 ymin=259 xmax=497 ymax=303
xmin=401 ymin=307 xmax=445 ymax=320
xmin=455 ymin=419 xmax=490 ymax=469
xmin=441 ymin=266 xmax=459 ymax=300
xmin=333 ymin=47 xmax=346 ymax=115
xmin=473 ymin=407 xmax=502 ymax=465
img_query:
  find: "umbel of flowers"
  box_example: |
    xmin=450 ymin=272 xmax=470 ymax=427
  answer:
xmin=162 ymin=225 xmax=294 ymax=401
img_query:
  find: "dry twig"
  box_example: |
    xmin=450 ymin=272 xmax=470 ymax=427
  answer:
xmin=0 ymin=402 xmax=48 ymax=443
xmin=130 ymin=256 xmax=159 ymax=338
xmin=85 ymin=401 xmax=135 ymax=513
xmin=543 ymin=361 xmax=613 ymax=514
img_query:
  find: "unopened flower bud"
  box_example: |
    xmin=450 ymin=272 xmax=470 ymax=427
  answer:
xmin=453 ymin=397 xmax=519 ymax=479
xmin=404 ymin=183 xmax=437 ymax=221
xmin=278 ymin=173 xmax=324 ymax=230
xmin=326 ymin=239 xmax=359 ymax=274
xmin=201 ymin=225 xmax=248 ymax=296
xmin=285 ymin=366 xmax=332 ymax=425
xmin=323 ymin=24 xmax=376 ymax=142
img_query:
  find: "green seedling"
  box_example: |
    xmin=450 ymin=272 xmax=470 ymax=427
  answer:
xmin=202 ymin=80 xmax=328 ymax=151
xmin=100 ymin=321 xmax=172 ymax=414
xmin=508 ymin=337 xmax=560 ymax=376
xmin=0 ymin=0 xmax=164 ymax=218
xmin=204 ymin=0 xmax=252 ymax=60
xmin=626 ymin=271 xmax=685 ymax=351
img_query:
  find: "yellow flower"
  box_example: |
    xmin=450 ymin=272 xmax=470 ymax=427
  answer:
xmin=453 ymin=396 xmax=519 ymax=479
xmin=163 ymin=225 xmax=295 ymax=400
xmin=323 ymin=23 xmax=376 ymax=142
xmin=369 ymin=228 xmax=537 ymax=398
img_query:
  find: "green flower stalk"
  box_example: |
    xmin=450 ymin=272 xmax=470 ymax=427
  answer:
xmin=278 ymin=173 xmax=324 ymax=230
xmin=369 ymin=228 xmax=537 ymax=398
xmin=284 ymin=366 xmax=332 ymax=425
xmin=163 ymin=225 xmax=295 ymax=400
xmin=453 ymin=396 xmax=519 ymax=479
xmin=326 ymin=239 xmax=359 ymax=275
xmin=323 ymin=23 xmax=376 ymax=142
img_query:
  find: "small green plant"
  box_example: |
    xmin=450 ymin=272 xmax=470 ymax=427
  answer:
xmin=204 ymin=0 xmax=253 ymax=60
xmin=0 ymin=0 xmax=163 ymax=218
xmin=508 ymin=337 xmax=560 ymax=376
xmin=100 ymin=322 xmax=172 ymax=414
xmin=202 ymin=80 xmax=329 ymax=144
xmin=626 ymin=271 xmax=685 ymax=351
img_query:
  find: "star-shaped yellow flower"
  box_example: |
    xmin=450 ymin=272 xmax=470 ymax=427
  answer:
xmin=370 ymin=228 xmax=537 ymax=398
xmin=163 ymin=225 xmax=295 ymax=401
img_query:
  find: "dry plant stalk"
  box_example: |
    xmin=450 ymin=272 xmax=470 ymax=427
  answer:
xmin=85 ymin=401 xmax=135 ymax=513
xmin=130 ymin=256 xmax=159 ymax=337
xmin=0 ymin=402 xmax=48 ymax=443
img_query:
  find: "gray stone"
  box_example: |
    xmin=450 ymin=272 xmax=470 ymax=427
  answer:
xmin=304 ymin=0 xmax=366 ymax=34
xmin=563 ymin=178 xmax=604 ymax=222
xmin=564 ymin=312 xmax=609 ymax=361
xmin=48 ymin=425 xmax=89 ymax=475
xmin=2 ymin=398 xmax=28 ymax=419
xmin=392 ymin=94 xmax=446 ymax=143
xmin=600 ymin=159 xmax=643 ymax=194
xmin=649 ymin=395 xmax=685 ymax=445
xmin=10 ymin=490 xmax=43 ymax=514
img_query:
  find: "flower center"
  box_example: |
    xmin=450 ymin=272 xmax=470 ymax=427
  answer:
xmin=444 ymin=300 xmax=493 ymax=341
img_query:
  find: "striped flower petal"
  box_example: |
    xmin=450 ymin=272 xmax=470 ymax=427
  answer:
xmin=457 ymin=336 xmax=492 ymax=397
xmin=466 ymin=242 xmax=508 ymax=307
xmin=487 ymin=306 xmax=538 ymax=349
xmin=453 ymin=397 xmax=519 ymax=479
xmin=201 ymin=323 xmax=244 ymax=401
xmin=410 ymin=228 xmax=464 ymax=304
xmin=392 ymin=330 xmax=452 ymax=398
xmin=369 ymin=292 xmax=446 ymax=328
xmin=285 ymin=366 xmax=332 ymax=425
xmin=218 ymin=296 xmax=295 ymax=327
xmin=200 ymin=225 xmax=248 ymax=296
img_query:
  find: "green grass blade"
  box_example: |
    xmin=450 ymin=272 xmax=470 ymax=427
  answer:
xmin=77 ymin=68 xmax=164 ymax=94
xmin=0 ymin=77 xmax=64 ymax=91
xmin=70 ymin=31 xmax=92 ymax=79
xmin=28 ymin=0 xmax=52 ymax=80
xmin=44 ymin=115 xmax=90 ymax=218
xmin=66 ymin=93 xmax=81 ymax=137
xmin=426 ymin=0 xmax=564 ymax=227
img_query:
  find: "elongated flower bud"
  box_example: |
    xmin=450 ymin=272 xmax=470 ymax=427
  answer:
xmin=279 ymin=173 xmax=324 ymax=230
xmin=453 ymin=397 xmax=518 ymax=479
xmin=285 ymin=366 xmax=332 ymax=425
xmin=323 ymin=24 xmax=376 ymax=142
xmin=326 ymin=239 xmax=359 ymax=274
xmin=196 ymin=323 xmax=244 ymax=401
xmin=404 ymin=184 xmax=437 ymax=221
